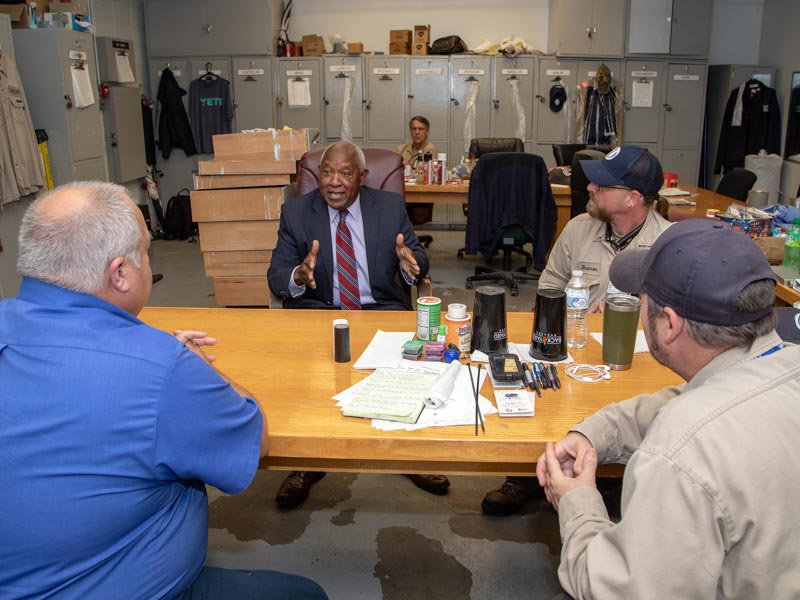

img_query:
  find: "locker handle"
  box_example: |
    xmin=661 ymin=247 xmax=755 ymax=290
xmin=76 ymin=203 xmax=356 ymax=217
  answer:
xmin=110 ymin=132 xmax=118 ymax=147
xmin=64 ymin=94 xmax=73 ymax=109
xmin=663 ymin=103 xmax=672 ymax=112
xmin=408 ymin=94 xmax=414 ymax=99
xmin=493 ymin=99 xmax=499 ymax=109
xmin=623 ymin=101 xmax=631 ymax=111
xmin=535 ymin=94 xmax=545 ymax=103
xmin=365 ymin=100 xmax=372 ymax=110
xmin=450 ymin=98 xmax=459 ymax=106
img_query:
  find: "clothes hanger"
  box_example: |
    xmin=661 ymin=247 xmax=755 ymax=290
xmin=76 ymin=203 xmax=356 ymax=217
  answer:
xmin=201 ymin=62 xmax=218 ymax=81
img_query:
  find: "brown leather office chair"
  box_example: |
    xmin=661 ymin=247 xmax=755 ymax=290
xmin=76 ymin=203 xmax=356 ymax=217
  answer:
xmin=297 ymin=147 xmax=432 ymax=248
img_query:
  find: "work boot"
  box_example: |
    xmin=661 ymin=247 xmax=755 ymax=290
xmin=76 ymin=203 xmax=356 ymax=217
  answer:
xmin=481 ymin=478 xmax=544 ymax=516
xmin=275 ymin=471 xmax=325 ymax=509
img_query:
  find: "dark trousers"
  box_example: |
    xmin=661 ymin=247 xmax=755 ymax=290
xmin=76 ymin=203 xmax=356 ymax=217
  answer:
xmin=178 ymin=566 xmax=327 ymax=600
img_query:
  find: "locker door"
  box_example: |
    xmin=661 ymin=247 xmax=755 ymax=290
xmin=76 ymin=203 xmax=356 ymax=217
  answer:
xmin=660 ymin=148 xmax=699 ymax=184
xmin=232 ymin=57 xmax=275 ymax=131
xmin=107 ymin=86 xmax=146 ymax=182
xmin=408 ymin=57 xmax=449 ymax=143
xmin=663 ymin=63 xmax=706 ymax=148
xmin=366 ymin=56 xmax=406 ymax=142
xmin=492 ymin=56 xmax=534 ymax=140
xmin=150 ymin=58 xmax=191 ymax=111
xmin=59 ymin=31 xmax=103 ymax=162
xmin=450 ymin=55 xmax=492 ymax=153
xmin=324 ymin=55 xmax=364 ymax=141
xmin=277 ymin=58 xmax=323 ymax=132
xmin=623 ymin=60 xmax=665 ymax=144
xmin=535 ymin=57 xmax=578 ymax=143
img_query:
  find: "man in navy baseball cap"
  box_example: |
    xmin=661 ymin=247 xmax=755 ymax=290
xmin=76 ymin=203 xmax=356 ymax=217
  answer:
xmin=537 ymin=218 xmax=800 ymax=598
xmin=581 ymin=145 xmax=664 ymax=197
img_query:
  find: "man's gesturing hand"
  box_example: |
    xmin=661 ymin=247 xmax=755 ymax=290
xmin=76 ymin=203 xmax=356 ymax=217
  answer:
xmin=395 ymin=233 xmax=420 ymax=281
xmin=293 ymin=240 xmax=320 ymax=289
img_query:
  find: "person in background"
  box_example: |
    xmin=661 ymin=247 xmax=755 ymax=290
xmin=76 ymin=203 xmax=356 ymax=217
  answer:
xmin=538 ymin=218 xmax=800 ymax=598
xmin=267 ymin=140 xmax=450 ymax=508
xmin=481 ymin=145 xmax=671 ymax=517
xmin=395 ymin=115 xmax=438 ymax=163
xmin=0 ymin=182 xmax=327 ymax=599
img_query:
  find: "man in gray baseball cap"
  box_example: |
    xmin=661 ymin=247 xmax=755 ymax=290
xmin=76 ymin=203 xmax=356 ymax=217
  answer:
xmin=537 ymin=218 xmax=800 ymax=598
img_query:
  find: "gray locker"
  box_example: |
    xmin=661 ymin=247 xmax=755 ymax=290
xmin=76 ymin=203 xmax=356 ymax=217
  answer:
xmin=450 ymin=55 xmax=492 ymax=154
xmin=623 ymin=60 xmax=666 ymax=144
xmin=408 ymin=57 xmax=449 ymax=144
xmin=277 ymin=58 xmax=324 ymax=134
xmin=492 ymin=56 xmax=535 ymax=141
xmin=662 ymin=63 xmax=706 ymax=148
xmin=535 ymin=57 xmax=578 ymax=143
xmin=324 ymin=55 xmax=364 ymax=141
xmin=627 ymin=0 xmax=713 ymax=56
xmin=103 ymin=86 xmax=146 ymax=183
xmin=670 ymin=0 xmax=713 ymax=56
xmin=548 ymin=0 xmax=626 ymax=57
xmin=13 ymin=29 xmax=106 ymax=185
xmin=365 ymin=56 xmax=406 ymax=143
xmin=232 ymin=57 xmax=275 ymax=131
xmin=660 ymin=148 xmax=699 ymax=184
xmin=144 ymin=0 xmax=281 ymax=58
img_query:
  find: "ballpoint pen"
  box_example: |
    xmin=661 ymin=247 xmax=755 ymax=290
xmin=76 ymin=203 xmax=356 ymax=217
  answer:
xmin=542 ymin=362 xmax=557 ymax=389
xmin=467 ymin=363 xmax=478 ymax=436
xmin=550 ymin=364 xmax=562 ymax=390
xmin=535 ymin=362 xmax=550 ymax=389
xmin=522 ymin=363 xmax=541 ymax=397
xmin=476 ymin=364 xmax=485 ymax=433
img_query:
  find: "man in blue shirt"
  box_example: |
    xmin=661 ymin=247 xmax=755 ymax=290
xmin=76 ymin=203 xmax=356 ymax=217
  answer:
xmin=0 ymin=182 xmax=327 ymax=599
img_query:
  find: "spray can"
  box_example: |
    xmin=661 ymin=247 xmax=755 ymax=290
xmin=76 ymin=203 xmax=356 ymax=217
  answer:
xmin=444 ymin=303 xmax=472 ymax=353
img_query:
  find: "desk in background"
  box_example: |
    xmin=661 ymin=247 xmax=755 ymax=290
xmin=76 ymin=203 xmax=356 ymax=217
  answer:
xmin=139 ymin=308 xmax=682 ymax=476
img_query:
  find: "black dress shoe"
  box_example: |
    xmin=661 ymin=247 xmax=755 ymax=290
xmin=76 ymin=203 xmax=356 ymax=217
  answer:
xmin=405 ymin=473 xmax=450 ymax=495
xmin=481 ymin=479 xmax=544 ymax=516
xmin=275 ymin=471 xmax=325 ymax=509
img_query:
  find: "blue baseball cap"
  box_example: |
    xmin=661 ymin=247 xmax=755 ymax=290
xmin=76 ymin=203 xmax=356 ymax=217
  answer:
xmin=609 ymin=219 xmax=777 ymax=326
xmin=580 ymin=145 xmax=664 ymax=197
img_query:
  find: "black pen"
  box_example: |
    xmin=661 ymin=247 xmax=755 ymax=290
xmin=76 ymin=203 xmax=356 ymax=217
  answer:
xmin=476 ymin=364 xmax=485 ymax=433
xmin=536 ymin=362 xmax=550 ymax=389
xmin=467 ymin=363 xmax=478 ymax=436
xmin=543 ymin=363 xmax=557 ymax=389
xmin=523 ymin=363 xmax=542 ymax=397
xmin=550 ymin=364 xmax=562 ymax=390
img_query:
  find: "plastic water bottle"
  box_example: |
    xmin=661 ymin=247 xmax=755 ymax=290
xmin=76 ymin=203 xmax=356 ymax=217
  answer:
xmin=566 ymin=270 xmax=589 ymax=349
xmin=783 ymin=218 xmax=800 ymax=269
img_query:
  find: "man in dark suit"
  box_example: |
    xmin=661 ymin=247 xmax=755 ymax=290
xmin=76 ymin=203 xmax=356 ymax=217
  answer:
xmin=267 ymin=140 xmax=450 ymax=507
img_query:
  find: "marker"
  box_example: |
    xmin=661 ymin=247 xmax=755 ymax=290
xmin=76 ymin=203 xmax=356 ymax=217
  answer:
xmin=540 ymin=362 xmax=556 ymax=389
xmin=533 ymin=362 xmax=548 ymax=389
xmin=550 ymin=364 xmax=562 ymax=390
xmin=522 ymin=363 xmax=541 ymax=397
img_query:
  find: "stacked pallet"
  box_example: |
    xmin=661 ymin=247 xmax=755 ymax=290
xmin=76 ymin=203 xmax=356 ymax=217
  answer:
xmin=191 ymin=128 xmax=319 ymax=306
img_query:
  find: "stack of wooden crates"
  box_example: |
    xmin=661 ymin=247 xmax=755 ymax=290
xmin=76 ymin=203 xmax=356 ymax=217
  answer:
xmin=190 ymin=129 xmax=318 ymax=306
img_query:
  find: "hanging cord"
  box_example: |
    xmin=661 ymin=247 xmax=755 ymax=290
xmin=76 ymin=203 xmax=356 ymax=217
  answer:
xmin=462 ymin=79 xmax=480 ymax=154
xmin=566 ymin=364 xmax=611 ymax=383
xmin=340 ymin=74 xmax=353 ymax=141
xmin=509 ymin=78 xmax=526 ymax=141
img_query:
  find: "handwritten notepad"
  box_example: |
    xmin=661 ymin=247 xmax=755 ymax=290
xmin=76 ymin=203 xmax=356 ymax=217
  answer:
xmin=342 ymin=369 xmax=439 ymax=423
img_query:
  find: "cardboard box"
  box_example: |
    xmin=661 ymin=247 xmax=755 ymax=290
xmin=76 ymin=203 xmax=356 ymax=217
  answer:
xmin=213 ymin=276 xmax=270 ymax=307
xmin=389 ymin=29 xmax=412 ymax=44
xmin=190 ymin=187 xmax=284 ymax=223
xmin=198 ymin=158 xmax=297 ymax=176
xmin=194 ymin=174 xmax=291 ymax=190
xmin=204 ymin=249 xmax=273 ymax=271
xmin=203 ymin=260 xmax=270 ymax=278
xmin=347 ymin=42 xmax=364 ymax=54
xmin=49 ymin=1 xmax=88 ymax=14
xmin=211 ymin=128 xmax=320 ymax=161
xmin=301 ymin=34 xmax=325 ymax=56
xmin=414 ymin=25 xmax=431 ymax=43
xmin=412 ymin=42 xmax=428 ymax=56
xmin=198 ymin=221 xmax=279 ymax=252
xmin=0 ymin=1 xmax=44 ymax=29
xmin=389 ymin=42 xmax=411 ymax=55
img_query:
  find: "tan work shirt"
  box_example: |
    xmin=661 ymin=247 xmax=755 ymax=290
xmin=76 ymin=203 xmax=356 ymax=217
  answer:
xmin=394 ymin=140 xmax=438 ymax=163
xmin=537 ymin=210 xmax=671 ymax=307
xmin=559 ymin=332 xmax=800 ymax=599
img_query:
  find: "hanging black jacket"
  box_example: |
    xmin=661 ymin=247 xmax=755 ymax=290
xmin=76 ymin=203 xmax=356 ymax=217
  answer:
xmin=714 ymin=80 xmax=781 ymax=174
xmin=464 ymin=152 xmax=557 ymax=271
xmin=785 ymin=85 xmax=800 ymax=158
xmin=156 ymin=68 xmax=197 ymax=159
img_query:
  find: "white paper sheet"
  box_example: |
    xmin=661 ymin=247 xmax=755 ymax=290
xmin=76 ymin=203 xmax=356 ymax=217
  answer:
xmin=114 ymin=52 xmax=135 ymax=83
xmin=71 ymin=66 xmax=95 ymax=108
xmin=632 ymin=80 xmax=653 ymax=108
xmin=352 ymin=331 xmax=414 ymax=369
xmin=287 ymin=77 xmax=311 ymax=108
xmin=590 ymin=330 xmax=650 ymax=354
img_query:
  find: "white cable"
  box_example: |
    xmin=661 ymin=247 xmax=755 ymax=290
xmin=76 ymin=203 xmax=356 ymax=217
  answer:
xmin=566 ymin=363 xmax=611 ymax=383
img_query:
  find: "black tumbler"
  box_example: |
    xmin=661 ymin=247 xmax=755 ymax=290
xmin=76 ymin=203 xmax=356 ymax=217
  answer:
xmin=471 ymin=285 xmax=508 ymax=354
xmin=529 ymin=289 xmax=567 ymax=361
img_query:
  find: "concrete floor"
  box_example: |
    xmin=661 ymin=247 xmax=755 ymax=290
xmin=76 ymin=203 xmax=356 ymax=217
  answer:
xmin=146 ymin=228 xmax=572 ymax=600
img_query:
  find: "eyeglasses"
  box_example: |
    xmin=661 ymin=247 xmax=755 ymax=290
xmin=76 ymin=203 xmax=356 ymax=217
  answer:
xmin=599 ymin=184 xmax=633 ymax=192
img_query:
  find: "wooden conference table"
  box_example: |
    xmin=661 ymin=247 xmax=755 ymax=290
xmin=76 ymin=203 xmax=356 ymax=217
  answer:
xmin=139 ymin=308 xmax=682 ymax=476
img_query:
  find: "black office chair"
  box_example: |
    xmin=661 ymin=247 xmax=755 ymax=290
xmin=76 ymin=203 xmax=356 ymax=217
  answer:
xmin=462 ymin=152 xmax=557 ymax=296
xmin=457 ymin=138 xmax=525 ymax=258
xmin=570 ymin=149 xmax=607 ymax=218
xmin=716 ymin=168 xmax=757 ymax=202
xmin=552 ymin=143 xmax=587 ymax=167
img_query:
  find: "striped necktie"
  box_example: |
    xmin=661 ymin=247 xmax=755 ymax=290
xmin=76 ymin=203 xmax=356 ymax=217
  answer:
xmin=336 ymin=210 xmax=361 ymax=310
